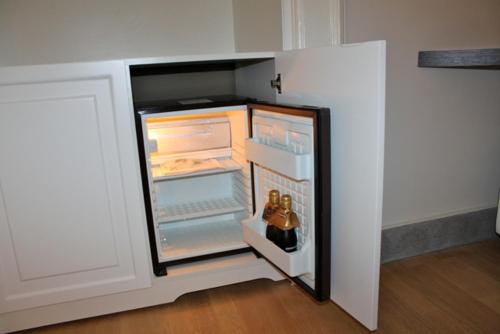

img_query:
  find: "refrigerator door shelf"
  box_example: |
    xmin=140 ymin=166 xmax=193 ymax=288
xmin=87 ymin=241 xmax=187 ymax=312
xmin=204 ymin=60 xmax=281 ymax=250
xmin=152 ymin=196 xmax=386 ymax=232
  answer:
xmin=241 ymin=215 xmax=312 ymax=276
xmin=245 ymin=139 xmax=311 ymax=181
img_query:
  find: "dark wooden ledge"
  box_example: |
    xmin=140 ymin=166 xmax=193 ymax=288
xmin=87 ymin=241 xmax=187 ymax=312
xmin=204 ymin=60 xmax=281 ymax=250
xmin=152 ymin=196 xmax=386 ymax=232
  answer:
xmin=418 ymin=48 xmax=500 ymax=69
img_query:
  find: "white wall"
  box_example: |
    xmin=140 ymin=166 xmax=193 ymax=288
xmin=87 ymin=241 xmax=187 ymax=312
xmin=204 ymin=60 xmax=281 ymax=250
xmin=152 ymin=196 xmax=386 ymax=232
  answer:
xmin=344 ymin=0 xmax=500 ymax=228
xmin=4 ymin=0 xmax=498 ymax=231
xmin=232 ymin=0 xmax=282 ymax=52
xmin=0 ymin=0 xmax=236 ymax=66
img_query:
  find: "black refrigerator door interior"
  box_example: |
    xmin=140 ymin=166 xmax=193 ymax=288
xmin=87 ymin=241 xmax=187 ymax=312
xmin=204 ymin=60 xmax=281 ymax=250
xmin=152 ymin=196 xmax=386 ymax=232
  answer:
xmin=242 ymin=103 xmax=331 ymax=301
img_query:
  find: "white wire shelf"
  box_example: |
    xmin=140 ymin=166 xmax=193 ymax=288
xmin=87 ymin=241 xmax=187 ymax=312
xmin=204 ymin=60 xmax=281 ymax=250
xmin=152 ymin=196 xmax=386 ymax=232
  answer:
xmin=156 ymin=197 xmax=246 ymax=223
xmin=152 ymin=159 xmax=242 ymax=182
xmin=159 ymin=219 xmax=247 ymax=262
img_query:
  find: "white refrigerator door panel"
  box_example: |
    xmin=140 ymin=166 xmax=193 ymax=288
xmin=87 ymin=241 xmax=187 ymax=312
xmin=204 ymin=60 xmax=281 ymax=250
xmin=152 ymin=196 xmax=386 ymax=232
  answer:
xmin=275 ymin=42 xmax=386 ymax=330
xmin=0 ymin=61 xmax=151 ymax=313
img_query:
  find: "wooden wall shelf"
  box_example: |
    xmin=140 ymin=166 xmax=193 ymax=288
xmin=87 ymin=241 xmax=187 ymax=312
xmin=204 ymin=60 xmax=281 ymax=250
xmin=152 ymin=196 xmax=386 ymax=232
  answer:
xmin=418 ymin=48 xmax=500 ymax=69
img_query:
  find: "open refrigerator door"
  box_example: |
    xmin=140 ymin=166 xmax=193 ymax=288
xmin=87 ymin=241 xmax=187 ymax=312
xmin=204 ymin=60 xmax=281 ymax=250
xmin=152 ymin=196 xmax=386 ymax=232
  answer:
xmin=242 ymin=103 xmax=331 ymax=301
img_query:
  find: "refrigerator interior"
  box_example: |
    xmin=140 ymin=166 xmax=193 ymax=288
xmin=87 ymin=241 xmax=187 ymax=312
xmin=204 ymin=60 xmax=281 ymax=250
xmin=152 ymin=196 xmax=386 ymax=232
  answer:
xmin=141 ymin=108 xmax=252 ymax=263
xmin=141 ymin=105 xmax=317 ymax=288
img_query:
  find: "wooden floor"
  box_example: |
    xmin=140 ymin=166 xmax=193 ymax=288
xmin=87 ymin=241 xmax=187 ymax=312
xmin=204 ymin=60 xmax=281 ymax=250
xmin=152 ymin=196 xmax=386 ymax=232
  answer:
xmin=22 ymin=239 xmax=500 ymax=334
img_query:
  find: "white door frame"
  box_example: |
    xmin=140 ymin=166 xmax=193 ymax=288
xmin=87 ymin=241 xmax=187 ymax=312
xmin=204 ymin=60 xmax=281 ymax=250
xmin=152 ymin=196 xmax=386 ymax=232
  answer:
xmin=281 ymin=0 xmax=344 ymax=50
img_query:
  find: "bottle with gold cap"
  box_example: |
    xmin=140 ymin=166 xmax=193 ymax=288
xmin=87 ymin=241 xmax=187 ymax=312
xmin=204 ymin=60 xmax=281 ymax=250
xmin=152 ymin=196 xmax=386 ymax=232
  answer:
xmin=268 ymin=194 xmax=299 ymax=252
xmin=263 ymin=189 xmax=280 ymax=242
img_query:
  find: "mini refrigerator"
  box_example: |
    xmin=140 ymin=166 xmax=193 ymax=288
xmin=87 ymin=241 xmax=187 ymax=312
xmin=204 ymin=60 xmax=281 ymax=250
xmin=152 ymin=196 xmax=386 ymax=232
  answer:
xmin=135 ymin=98 xmax=331 ymax=301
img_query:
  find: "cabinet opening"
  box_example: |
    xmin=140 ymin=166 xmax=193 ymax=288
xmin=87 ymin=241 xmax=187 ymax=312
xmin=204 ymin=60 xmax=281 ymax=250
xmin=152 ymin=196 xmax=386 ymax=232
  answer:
xmin=130 ymin=57 xmax=276 ymax=104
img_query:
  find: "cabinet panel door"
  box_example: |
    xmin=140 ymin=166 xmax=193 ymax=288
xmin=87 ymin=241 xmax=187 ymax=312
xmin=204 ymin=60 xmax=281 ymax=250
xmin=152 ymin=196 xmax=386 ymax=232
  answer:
xmin=0 ymin=61 xmax=151 ymax=313
xmin=275 ymin=42 xmax=386 ymax=330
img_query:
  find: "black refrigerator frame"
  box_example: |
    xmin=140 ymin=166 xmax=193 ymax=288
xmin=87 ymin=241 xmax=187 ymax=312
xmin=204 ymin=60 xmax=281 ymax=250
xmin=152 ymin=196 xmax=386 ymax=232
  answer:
xmin=134 ymin=100 xmax=331 ymax=301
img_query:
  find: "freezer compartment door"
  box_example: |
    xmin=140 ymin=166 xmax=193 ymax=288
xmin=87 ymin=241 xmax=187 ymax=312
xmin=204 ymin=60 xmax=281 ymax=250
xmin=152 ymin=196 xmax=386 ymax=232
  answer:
xmin=242 ymin=103 xmax=331 ymax=301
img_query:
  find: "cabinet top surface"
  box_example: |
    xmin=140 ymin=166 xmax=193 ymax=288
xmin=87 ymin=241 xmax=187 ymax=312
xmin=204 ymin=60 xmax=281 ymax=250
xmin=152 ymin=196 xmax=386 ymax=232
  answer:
xmin=126 ymin=51 xmax=276 ymax=67
xmin=0 ymin=51 xmax=277 ymax=72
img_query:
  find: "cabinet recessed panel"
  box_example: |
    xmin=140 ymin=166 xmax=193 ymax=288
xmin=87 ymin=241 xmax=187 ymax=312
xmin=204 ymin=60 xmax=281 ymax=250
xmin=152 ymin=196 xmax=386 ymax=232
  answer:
xmin=0 ymin=62 xmax=151 ymax=313
xmin=0 ymin=96 xmax=118 ymax=280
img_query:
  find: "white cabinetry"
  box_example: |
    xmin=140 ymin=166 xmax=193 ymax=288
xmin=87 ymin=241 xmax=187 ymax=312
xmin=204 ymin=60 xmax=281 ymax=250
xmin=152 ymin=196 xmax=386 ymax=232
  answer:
xmin=0 ymin=43 xmax=385 ymax=332
xmin=0 ymin=61 xmax=151 ymax=313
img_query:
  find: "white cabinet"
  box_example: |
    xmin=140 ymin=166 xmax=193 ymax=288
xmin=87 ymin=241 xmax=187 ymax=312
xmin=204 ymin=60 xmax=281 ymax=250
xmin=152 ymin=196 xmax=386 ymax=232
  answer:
xmin=0 ymin=61 xmax=151 ymax=313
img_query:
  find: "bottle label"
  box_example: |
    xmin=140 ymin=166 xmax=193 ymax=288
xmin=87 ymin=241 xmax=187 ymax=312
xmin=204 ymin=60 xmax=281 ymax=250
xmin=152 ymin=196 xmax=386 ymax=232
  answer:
xmin=262 ymin=207 xmax=275 ymax=221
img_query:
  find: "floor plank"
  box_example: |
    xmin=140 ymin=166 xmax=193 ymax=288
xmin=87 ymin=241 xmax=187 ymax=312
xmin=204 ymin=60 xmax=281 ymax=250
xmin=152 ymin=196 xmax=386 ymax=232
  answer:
xmin=378 ymin=265 xmax=473 ymax=334
xmin=20 ymin=239 xmax=500 ymax=334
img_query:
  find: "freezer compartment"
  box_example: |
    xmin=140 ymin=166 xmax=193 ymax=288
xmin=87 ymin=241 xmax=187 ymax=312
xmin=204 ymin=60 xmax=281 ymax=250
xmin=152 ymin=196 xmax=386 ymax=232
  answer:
xmin=147 ymin=116 xmax=231 ymax=156
xmin=147 ymin=114 xmax=241 ymax=181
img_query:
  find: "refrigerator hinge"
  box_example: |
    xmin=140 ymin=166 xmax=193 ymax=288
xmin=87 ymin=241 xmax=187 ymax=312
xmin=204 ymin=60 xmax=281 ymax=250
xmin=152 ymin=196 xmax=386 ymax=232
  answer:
xmin=270 ymin=74 xmax=282 ymax=94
